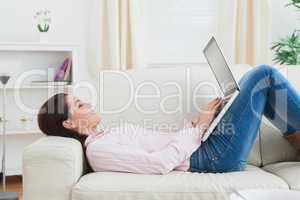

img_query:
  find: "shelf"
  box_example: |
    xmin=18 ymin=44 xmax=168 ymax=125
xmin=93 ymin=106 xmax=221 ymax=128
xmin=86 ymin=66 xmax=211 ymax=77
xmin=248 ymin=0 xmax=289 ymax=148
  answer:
xmin=1 ymin=85 xmax=73 ymax=90
xmin=0 ymin=42 xmax=79 ymax=46
xmin=0 ymin=43 xmax=79 ymax=177
xmin=0 ymin=42 xmax=79 ymax=51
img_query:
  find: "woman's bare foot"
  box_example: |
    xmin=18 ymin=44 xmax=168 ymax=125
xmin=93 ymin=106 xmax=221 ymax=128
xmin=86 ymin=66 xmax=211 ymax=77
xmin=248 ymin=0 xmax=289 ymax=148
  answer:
xmin=286 ymin=133 xmax=300 ymax=155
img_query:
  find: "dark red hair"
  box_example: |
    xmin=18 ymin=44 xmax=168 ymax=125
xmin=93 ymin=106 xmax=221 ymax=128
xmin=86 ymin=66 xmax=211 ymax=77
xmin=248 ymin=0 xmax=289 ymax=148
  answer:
xmin=37 ymin=93 xmax=87 ymax=145
xmin=37 ymin=93 xmax=91 ymax=172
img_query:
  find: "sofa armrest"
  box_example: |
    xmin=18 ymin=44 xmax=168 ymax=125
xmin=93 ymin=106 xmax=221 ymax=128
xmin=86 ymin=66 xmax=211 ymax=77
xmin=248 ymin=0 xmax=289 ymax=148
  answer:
xmin=23 ymin=136 xmax=85 ymax=200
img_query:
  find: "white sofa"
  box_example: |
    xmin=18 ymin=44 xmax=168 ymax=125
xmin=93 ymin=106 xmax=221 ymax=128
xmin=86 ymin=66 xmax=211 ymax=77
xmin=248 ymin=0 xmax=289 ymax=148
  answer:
xmin=23 ymin=65 xmax=300 ymax=200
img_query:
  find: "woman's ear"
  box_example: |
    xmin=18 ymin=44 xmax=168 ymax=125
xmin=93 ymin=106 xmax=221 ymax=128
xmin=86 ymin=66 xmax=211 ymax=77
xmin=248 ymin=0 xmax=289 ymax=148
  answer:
xmin=63 ymin=119 xmax=76 ymax=130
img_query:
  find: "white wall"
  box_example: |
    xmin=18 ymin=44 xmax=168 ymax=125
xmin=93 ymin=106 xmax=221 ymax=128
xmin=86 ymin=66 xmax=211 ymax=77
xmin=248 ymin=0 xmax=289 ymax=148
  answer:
xmin=139 ymin=0 xmax=219 ymax=65
xmin=270 ymin=0 xmax=300 ymax=42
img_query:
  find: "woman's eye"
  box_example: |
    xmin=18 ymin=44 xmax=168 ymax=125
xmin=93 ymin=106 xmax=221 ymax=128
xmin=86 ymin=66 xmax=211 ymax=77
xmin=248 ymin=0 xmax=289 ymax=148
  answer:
xmin=79 ymin=104 xmax=83 ymax=108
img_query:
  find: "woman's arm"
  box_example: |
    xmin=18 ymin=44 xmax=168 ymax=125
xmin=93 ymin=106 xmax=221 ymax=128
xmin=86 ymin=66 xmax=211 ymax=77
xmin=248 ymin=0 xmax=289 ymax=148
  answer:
xmin=86 ymin=128 xmax=202 ymax=175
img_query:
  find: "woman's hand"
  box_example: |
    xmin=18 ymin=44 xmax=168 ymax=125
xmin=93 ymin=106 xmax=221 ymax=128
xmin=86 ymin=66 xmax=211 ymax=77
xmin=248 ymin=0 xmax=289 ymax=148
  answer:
xmin=193 ymin=98 xmax=223 ymax=131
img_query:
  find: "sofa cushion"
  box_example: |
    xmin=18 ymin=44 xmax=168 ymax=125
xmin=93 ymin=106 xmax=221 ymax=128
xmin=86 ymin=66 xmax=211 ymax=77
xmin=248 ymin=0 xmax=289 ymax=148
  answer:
xmin=263 ymin=162 xmax=300 ymax=190
xmin=23 ymin=137 xmax=85 ymax=200
xmin=260 ymin=118 xmax=298 ymax=165
xmin=72 ymin=165 xmax=288 ymax=200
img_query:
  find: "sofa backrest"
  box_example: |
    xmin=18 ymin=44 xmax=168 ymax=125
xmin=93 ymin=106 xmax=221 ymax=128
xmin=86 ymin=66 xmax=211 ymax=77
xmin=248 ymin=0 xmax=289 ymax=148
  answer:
xmin=97 ymin=64 xmax=297 ymax=167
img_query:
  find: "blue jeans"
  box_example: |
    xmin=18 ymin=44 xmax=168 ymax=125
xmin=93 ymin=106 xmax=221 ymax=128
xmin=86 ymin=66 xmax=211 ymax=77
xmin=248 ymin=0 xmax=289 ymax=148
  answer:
xmin=189 ymin=65 xmax=300 ymax=173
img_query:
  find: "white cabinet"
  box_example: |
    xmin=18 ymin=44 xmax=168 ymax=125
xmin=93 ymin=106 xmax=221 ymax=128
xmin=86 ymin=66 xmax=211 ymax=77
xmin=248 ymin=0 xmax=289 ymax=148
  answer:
xmin=0 ymin=43 xmax=79 ymax=175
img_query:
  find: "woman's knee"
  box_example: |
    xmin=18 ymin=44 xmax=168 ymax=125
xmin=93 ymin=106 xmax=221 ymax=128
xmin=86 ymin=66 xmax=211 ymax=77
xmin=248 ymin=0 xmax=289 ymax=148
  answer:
xmin=255 ymin=65 xmax=276 ymax=76
xmin=240 ymin=65 xmax=275 ymax=88
xmin=250 ymin=65 xmax=276 ymax=78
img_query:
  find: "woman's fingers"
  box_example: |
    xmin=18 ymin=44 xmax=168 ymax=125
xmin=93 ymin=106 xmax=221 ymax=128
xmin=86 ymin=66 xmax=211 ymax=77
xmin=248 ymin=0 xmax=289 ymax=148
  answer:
xmin=207 ymin=98 xmax=217 ymax=107
xmin=210 ymin=98 xmax=222 ymax=108
xmin=207 ymin=98 xmax=221 ymax=109
xmin=213 ymin=99 xmax=223 ymax=111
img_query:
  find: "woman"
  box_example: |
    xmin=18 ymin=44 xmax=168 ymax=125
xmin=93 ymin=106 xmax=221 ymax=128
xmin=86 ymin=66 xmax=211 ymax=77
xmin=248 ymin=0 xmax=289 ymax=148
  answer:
xmin=38 ymin=65 xmax=300 ymax=174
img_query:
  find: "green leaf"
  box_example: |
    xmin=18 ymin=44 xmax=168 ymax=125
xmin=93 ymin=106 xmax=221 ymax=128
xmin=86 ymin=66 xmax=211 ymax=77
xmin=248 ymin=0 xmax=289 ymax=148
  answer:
xmin=271 ymin=30 xmax=300 ymax=65
xmin=37 ymin=24 xmax=44 ymax=32
xmin=286 ymin=0 xmax=300 ymax=9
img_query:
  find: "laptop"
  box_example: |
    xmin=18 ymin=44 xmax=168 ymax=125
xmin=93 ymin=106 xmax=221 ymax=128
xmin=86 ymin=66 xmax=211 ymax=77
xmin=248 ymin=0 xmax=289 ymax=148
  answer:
xmin=201 ymin=37 xmax=240 ymax=142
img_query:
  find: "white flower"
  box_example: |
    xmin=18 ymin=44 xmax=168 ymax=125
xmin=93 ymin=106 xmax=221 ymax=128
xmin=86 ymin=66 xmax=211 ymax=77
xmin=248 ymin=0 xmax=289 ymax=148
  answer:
xmin=34 ymin=9 xmax=51 ymax=32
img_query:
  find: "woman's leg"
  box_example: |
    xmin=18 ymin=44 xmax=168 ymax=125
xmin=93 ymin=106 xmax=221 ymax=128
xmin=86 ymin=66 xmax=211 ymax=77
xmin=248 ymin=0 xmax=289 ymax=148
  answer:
xmin=190 ymin=65 xmax=300 ymax=173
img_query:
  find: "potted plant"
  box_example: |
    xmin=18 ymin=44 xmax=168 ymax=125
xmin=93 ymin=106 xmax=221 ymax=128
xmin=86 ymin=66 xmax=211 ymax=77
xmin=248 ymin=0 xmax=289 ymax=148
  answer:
xmin=34 ymin=9 xmax=51 ymax=43
xmin=271 ymin=0 xmax=300 ymax=66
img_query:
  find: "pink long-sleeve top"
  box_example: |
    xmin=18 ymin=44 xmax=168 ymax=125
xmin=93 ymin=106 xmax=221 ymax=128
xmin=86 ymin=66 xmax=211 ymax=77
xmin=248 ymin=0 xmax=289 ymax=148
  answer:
xmin=85 ymin=121 xmax=203 ymax=175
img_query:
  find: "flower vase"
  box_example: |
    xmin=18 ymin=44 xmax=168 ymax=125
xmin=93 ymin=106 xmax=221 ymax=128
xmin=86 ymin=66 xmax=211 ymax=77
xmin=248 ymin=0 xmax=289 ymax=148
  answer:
xmin=39 ymin=32 xmax=49 ymax=43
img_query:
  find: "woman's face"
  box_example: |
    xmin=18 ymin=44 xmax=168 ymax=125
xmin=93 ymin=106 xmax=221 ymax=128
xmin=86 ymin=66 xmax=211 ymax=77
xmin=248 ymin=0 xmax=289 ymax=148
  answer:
xmin=62 ymin=95 xmax=101 ymax=135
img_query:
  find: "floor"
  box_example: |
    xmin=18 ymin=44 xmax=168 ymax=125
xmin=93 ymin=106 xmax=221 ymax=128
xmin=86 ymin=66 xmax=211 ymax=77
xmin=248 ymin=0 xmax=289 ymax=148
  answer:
xmin=1 ymin=176 xmax=23 ymax=200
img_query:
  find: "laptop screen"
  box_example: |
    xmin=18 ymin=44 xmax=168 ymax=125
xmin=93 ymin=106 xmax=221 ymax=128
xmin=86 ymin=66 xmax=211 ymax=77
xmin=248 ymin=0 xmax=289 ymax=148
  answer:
xmin=203 ymin=37 xmax=239 ymax=96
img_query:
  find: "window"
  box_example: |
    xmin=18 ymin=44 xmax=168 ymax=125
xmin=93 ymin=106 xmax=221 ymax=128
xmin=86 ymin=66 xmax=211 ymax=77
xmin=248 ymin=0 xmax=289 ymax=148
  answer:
xmin=135 ymin=0 xmax=219 ymax=66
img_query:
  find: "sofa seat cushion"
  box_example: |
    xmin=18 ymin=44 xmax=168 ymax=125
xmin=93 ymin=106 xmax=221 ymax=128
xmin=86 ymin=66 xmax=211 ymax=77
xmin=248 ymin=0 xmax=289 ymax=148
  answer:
xmin=72 ymin=165 xmax=288 ymax=200
xmin=263 ymin=162 xmax=300 ymax=190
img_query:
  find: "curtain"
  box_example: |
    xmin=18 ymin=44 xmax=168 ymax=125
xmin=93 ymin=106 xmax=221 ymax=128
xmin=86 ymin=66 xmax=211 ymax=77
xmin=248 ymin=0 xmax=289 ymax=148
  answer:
xmin=217 ymin=0 xmax=271 ymax=66
xmin=88 ymin=0 xmax=142 ymax=71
